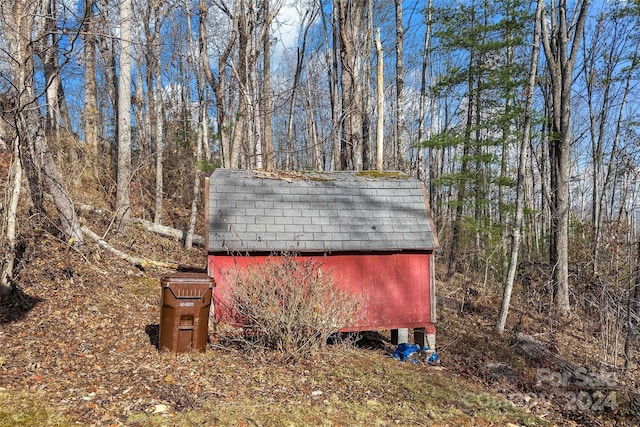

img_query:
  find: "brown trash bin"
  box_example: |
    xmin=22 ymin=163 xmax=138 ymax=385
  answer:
xmin=159 ymin=272 xmax=214 ymax=353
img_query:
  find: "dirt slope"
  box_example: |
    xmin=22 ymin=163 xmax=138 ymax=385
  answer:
xmin=0 ymin=214 xmax=637 ymax=426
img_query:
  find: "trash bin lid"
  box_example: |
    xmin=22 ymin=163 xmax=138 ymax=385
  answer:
xmin=161 ymin=272 xmax=215 ymax=287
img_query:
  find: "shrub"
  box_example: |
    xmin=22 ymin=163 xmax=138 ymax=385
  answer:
xmin=229 ymin=255 xmax=360 ymax=359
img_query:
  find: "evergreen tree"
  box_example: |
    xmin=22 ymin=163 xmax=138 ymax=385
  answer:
xmin=424 ymin=0 xmax=531 ymax=277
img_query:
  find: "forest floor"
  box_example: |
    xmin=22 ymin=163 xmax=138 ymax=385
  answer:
xmin=0 ymin=184 xmax=639 ymax=426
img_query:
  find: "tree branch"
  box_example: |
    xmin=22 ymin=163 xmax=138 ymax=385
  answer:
xmin=80 ymin=223 xmax=179 ymax=270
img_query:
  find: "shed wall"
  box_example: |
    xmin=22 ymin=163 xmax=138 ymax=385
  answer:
xmin=207 ymin=252 xmax=435 ymax=332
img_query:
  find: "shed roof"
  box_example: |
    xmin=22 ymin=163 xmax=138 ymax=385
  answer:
xmin=207 ymin=169 xmax=439 ymax=253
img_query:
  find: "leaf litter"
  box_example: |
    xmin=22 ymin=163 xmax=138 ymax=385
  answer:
xmin=0 ymin=222 xmax=635 ymax=426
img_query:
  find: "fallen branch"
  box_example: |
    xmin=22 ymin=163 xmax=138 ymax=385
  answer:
xmin=132 ymin=218 xmax=205 ymax=248
xmin=78 ymin=203 xmax=109 ymax=216
xmin=512 ymin=333 xmax=574 ymax=370
xmin=80 ymin=224 xmax=179 ymax=270
xmin=77 ymin=203 xmax=206 ymax=248
xmin=513 ymin=333 xmax=617 ymax=391
xmin=513 ymin=333 xmax=640 ymax=418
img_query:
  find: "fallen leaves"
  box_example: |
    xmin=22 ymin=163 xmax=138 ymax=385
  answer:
xmin=1 ymin=221 xmax=633 ymax=427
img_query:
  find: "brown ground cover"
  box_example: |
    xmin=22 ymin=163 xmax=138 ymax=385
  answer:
xmin=0 ymin=208 xmax=638 ymax=426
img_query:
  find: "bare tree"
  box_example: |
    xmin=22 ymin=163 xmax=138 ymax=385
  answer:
xmin=96 ymin=0 xmax=118 ymax=153
xmin=322 ymin=0 xmax=341 ymax=171
xmin=361 ymin=0 xmax=373 ymax=171
xmin=260 ymin=0 xmax=275 ymax=171
xmin=0 ymin=137 xmax=22 ymax=295
xmin=416 ymin=0 xmax=433 ymax=180
xmin=445 ymin=5 xmax=477 ymax=279
xmin=37 ymin=0 xmax=73 ymax=137
xmin=394 ymin=0 xmax=406 ymax=170
xmin=285 ymin=5 xmax=318 ymax=170
xmin=232 ymin=0 xmax=254 ymax=169
xmin=540 ymin=0 xmax=591 ymax=316
xmin=185 ymin=0 xmax=208 ymax=248
xmin=153 ymin=44 xmax=165 ymax=225
xmin=138 ymin=0 xmax=171 ymax=225
xmin=83 ymin=0 xmax=99 ymax=168
xmin=0 ymin=0 xmax=84 ymax=244
xmin=582 ymin=6 xmax=639 ymax=276
xmin=375 ymin=27 xmax=384 ymax=171
xmin=200 ymin=0 xmax=238 ymax=169
xmin=496 ymin=0 xmax=543 ymax=334
xmin=337 ymin=0 xmax=366 ymax=171
xmin=116 ymin=0 xmax=132 ymax=225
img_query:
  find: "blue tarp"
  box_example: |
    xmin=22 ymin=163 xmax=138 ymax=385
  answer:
xmin=393 ymin=343 xmax=440 ymax=364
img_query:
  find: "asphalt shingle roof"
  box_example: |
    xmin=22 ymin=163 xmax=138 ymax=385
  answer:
xmin=207 ymin=169 xmax=438 ymax=253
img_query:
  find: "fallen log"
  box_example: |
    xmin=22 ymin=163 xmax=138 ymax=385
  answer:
xmin=81 ymin=224 xmax=179 ymax=270
xmin=132 ymin=218 xmax=205 ymax=248
xmin=513 ymin=333 xmax=574 ymax=370
xmin=513 ymin=333 xmax=640 ymax=419
xmin=513 ymin=333 xmax=618 ymax=391
xmin=77 ymin=203 xmax=206 ymax=248
xmin=78 ymin=203 xmax=108 ymax=216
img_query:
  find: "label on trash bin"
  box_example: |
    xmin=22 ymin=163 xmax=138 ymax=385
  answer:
xmin=179 ymin=302 xmax=195 ymax=307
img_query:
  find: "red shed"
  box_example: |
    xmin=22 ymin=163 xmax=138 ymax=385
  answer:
xmin=206 ymin=169 xmax=439 ymax=348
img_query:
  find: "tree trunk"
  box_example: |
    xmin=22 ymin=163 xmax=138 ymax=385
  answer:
xmin=97 ymin=0 xmax=118 ymax=171
xmin=185 ymin=90 xmax=205 ymax=249
xmin=36 ymin=0 xmax=74 ymax=149
xmin=284 ymin=7 xmax=318 ymax=170
xmin=447 ymin=36 xmax=476 ymax=279
xmin=361 ymin=0 xmax=373 ymax=171
xmin=540 ymin=0 xmax=591 ymax=317
xmin=116 ymin=0 xmax=132 ymax=226
xmin=586 ymin=13 xmax=638 ymax=277
xmin=417 ymin=0 xmax=433 ymax=180
xmin=200 ymin=0 xmax=237 ymax=170
xmin=232 ymin=0 xmax=253 ymax=169
xmin=134 ymin=50 xmax=147 ymax=157
xmin=1 ymin=0 xmax=84 ymax=246
xmin=154 ymin=51 xmax=164 ymax=224
xmin=337 ymin=0 xmax=365 ymax=171
xmin=185 ymin=1 xmax=207 ymax=249
xmin=328 ymin=0 xmax=341 ymax=171
xmin=0 ymin=138 xmax=22 ymax=295
xmin=285 ymin=29 xmax=304 ymax=169
xmin=305 ymin=82 xmax=323 ymax=171
xmin=83 ymin=0 xmax=99 ymax=168
xmin=260 ymin=0 xmax=274 ymax=171
xmin=38 ymin=0 xmax=73 ymax=137
xmin=375 ymin=28 xmax=384 ymax=171
xmin=81 ymin=224 xmax=178 ymax=269
xmin=394 ymin=0 xmax=406 ymax=171
xmin=132 ymin=218 xmax=205 ymax=247
xmin=150 ymin=1 xmax=168 ymax=225
xmin=496 ymin=0 xmax=543 ymax=334
xmin=41 ymin=0 xmax=60 ymax=135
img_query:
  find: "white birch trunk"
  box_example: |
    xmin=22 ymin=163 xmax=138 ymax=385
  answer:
xmin=116 ymin=0 xmax=132 ymax=225
xmin=0 ymin=139 xmax=22 ymax=295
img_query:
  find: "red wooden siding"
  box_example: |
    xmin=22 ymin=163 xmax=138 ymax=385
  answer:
xmin=207 ymin=252 xmax=435 ymax=332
